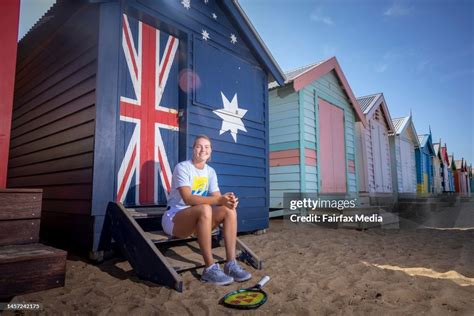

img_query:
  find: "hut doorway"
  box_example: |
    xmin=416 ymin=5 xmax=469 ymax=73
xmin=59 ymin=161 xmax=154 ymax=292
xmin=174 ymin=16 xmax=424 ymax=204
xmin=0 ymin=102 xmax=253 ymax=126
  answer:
xmin=400 ymin=139 xmax=415 ymax=192
xmin=371 ymin=120 xmax=391 ymax=192
xmin=318 ymin=99 xmax=346 ymax=193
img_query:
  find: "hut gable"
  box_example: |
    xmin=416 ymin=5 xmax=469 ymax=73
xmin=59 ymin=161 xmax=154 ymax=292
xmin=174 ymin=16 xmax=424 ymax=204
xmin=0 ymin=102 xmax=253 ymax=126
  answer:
xmin=417 ymin=134 xmax=435 ymax=156
xmin=270 ymin=57 xmax=366 ymax=127
xmin=391 ymin=116 xmax=420 ymax=146
xmin=356 ymin=93 xmax=394 ymax=133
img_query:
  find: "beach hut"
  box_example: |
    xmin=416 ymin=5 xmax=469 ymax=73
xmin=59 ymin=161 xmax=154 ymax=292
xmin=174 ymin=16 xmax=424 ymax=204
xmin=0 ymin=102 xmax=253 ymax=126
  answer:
xmin=6 ymin=0 xmax=284 ymax=255
xmin=432 ymin=142 xmax=443 ymax=193
xmin=453 ymin=160 xmax=462 ymax=193
xmin=454 ymin=159 xmax=469 ymax=194
xmin=440 ymin=144 xmax=453 ymax=192
xmin=449 ymin=155 xmax=456 ymax=192
xmin=389 ymin=116 xmax=419 ymax=193
xmin=268 ymin=57 xmax=366 ymax=209
xmin=416 ymin=132 xmax=436 ymax=193
xmin=467 ymin=162 xmax=472 ymax=194
xmin=469 ymin=164 xmax=474 ymax=193
xmin=356 ymin=93 xmax=394 ymax=194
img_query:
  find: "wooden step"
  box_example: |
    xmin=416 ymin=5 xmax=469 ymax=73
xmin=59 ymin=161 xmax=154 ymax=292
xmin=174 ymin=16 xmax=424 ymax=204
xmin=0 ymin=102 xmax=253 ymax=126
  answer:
xmin=0 ymin=243 xmax=66 ymax=299
xmin=145 ymin=229 xmax=220 ymax=244
xmin=126 ymin=207 xmax=167 ymax=231
xmin=0 ymin=189 xmax=42 ymax=246
xmin=126 ymin=207 xmax=167 ymax=218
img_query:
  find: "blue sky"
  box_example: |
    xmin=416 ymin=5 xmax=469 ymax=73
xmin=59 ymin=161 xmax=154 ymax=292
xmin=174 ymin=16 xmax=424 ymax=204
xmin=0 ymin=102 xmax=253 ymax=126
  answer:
xmin=239 ymin=0 xmax=473 ymax=163
xmin=19 ymin=0 xmax=473 ymax=163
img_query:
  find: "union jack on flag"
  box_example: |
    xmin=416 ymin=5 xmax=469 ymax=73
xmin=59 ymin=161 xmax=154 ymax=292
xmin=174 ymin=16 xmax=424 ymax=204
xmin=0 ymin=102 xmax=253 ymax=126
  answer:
xmin=116 ymin=14 xmax=179 ymax=205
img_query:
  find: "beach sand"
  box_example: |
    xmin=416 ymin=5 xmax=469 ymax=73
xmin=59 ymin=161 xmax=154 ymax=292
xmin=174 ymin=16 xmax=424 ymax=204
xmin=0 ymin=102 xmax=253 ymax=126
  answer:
xmin=8 ymin=219 xmax=474 ymax=315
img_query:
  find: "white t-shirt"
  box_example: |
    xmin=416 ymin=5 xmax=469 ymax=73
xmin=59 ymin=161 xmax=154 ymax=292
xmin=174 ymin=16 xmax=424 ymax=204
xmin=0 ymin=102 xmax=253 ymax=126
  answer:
xmin=167 ymin=160 xmax=220 ymax=213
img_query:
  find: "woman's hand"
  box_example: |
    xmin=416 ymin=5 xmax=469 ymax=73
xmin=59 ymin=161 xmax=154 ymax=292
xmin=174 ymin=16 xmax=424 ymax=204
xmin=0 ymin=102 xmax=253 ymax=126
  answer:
xmin=222 ymin=192 xmax=238 ymax=209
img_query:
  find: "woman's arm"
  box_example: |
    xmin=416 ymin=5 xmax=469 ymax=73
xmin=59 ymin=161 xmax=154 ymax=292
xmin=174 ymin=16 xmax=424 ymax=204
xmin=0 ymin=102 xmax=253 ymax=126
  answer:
xmin=178 ymin=186 xmax=230 ymax=206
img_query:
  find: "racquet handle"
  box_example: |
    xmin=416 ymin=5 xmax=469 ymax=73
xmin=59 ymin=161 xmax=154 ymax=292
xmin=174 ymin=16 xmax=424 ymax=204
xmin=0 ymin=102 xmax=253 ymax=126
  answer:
xmin=257 ymin=276 xmax=270 ymax=288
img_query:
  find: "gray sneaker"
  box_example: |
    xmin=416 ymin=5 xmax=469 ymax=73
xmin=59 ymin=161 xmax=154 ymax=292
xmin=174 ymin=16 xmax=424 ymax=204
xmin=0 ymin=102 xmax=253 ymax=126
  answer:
xmin=224 ymin=260 xmax=252 ymax=282
xmin=201 ymin=263 xmax=234 ymax=285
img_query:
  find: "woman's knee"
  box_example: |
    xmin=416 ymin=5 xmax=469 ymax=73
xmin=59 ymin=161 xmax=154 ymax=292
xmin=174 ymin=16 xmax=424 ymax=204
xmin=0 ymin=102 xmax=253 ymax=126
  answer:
xmin=223 ymin=205 xmax=237 ymax=219
xmin=196 ymin=204 xmax=212 ymax=219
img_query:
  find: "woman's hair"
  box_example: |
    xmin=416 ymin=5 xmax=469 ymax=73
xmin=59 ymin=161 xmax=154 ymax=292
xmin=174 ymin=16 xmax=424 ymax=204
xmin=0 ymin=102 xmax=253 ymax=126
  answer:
xmin=193 ymin=135 xmax=212 ymax=162
xmin=192 ymin=135 xmax=212 ymax=148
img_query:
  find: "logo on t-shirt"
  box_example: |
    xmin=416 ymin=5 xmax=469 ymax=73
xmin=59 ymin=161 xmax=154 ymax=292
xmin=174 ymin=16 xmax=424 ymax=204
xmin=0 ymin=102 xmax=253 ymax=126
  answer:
xmin=192 ymin=176 xmax=209 ymax=196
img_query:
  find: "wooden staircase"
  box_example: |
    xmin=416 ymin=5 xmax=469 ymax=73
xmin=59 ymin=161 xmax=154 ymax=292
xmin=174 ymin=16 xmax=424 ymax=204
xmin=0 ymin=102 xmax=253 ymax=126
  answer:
xmin=0 ymin=189 xmax=67 ymax=299
xmin=105 ymin=202 xmax=262 ymax=292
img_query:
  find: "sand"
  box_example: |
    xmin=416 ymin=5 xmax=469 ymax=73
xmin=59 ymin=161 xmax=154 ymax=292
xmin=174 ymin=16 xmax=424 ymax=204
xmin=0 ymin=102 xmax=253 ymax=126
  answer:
xmin=8 ymin=219 xmax=474 ymax=315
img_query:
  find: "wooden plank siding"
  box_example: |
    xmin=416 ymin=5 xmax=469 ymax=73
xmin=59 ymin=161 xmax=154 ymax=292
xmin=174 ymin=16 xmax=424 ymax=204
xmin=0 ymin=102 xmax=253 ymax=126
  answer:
xmin=269 ymin=89 xmax=301 ymax=208
xmin=7 ymin=5 xmax=99 ymax=253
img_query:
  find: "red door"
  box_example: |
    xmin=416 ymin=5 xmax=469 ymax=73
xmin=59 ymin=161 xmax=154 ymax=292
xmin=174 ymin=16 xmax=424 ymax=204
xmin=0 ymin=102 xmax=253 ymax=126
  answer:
xmin=318 ymin=99 xmax=346 ymax=193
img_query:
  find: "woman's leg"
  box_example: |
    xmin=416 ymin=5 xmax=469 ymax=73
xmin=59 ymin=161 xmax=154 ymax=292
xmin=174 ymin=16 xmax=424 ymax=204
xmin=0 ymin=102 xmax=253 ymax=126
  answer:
xmin=172 ymin=204 xmax=214 ymax=267
xmin=212 ymin=205 xmax=237 ymax=261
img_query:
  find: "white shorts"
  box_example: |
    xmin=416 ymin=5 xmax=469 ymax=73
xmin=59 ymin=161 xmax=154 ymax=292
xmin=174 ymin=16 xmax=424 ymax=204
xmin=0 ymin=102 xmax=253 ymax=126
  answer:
xmin=161 ymin=207 xmax=182 ymax=236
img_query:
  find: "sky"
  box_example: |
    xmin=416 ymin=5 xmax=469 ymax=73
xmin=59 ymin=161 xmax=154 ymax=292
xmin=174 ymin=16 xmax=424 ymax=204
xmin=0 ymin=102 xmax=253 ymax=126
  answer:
xmin=239 ymin=0 xmax=473 ymax=163
xmin=18 ymin=0 xmax=55 ymax=40
xmin=18 ymin=0 xmax=473 ymax=163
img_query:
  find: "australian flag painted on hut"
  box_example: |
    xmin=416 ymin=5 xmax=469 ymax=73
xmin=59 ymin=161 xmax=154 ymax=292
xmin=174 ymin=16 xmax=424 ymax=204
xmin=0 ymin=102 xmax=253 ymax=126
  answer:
xmin=7 ymin=0 xmax=284 ymax=255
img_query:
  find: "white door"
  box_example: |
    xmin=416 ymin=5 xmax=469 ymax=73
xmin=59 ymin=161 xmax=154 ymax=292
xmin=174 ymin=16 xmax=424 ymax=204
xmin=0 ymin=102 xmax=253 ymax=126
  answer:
xmin=400 ymin=139 xmax=415 ymax=192
xmin=371 ymin=120 xmax=392 ymax=192
xmin=380 ymin=128 xmax=392 ymax=192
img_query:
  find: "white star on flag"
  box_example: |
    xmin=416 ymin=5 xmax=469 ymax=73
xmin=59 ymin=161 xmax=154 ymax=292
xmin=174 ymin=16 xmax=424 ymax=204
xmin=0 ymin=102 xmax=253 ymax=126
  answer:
xmin=202 ymin=29 xmax=210 ymax=41
xmin=181 ymin=0 xmax=191 ymax=9
xmin=230 ymin=34 xmax=237 ymax=44
xmin=212 ymin=13 xmax=217 ymax=20
xmin=213 ymin=92 xmax=248 ymax=142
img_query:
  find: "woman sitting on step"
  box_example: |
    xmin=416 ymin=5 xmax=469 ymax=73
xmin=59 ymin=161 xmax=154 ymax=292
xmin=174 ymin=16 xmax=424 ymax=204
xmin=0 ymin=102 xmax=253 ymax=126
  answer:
xmin=162 ymin=134 xmax=251 ymax=285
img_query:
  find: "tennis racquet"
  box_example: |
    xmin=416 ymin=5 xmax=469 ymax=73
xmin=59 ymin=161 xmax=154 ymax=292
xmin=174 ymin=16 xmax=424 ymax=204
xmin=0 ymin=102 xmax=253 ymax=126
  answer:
xmin=219 ymin=276 xmax=270 ymax=309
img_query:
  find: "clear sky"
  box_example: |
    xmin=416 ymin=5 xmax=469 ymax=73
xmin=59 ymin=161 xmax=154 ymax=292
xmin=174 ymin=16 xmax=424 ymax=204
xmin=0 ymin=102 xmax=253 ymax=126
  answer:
xmin=18 ymin=0 xmax=55 ymax=40
xmin=240 ymin=0 xmax=473 ymax=164
xmin=18 ymin=0 xmax=473 ymax=163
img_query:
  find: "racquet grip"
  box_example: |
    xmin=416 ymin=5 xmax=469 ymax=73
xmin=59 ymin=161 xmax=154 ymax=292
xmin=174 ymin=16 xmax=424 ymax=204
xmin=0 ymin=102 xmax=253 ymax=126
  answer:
xmin=257 ymin=275 xmax=270 ymax=288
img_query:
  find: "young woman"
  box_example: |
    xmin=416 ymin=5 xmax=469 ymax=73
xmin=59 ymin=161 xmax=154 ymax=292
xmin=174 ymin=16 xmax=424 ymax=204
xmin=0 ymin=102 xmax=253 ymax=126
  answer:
xmin=162 ymin=135 xmax=251 ymax=285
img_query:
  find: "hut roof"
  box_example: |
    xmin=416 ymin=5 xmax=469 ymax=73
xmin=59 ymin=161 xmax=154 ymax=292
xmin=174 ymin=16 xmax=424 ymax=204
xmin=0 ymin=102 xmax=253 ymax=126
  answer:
xmin=392 ymin=117 xmax=407 ymax=134
xmin=357 ymin=93 xmax=381 ymax=113
xmin=390 ymin=116 xmax=420 ymax=146
xmin=269 ymin=57 xmax=366 ymax=126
